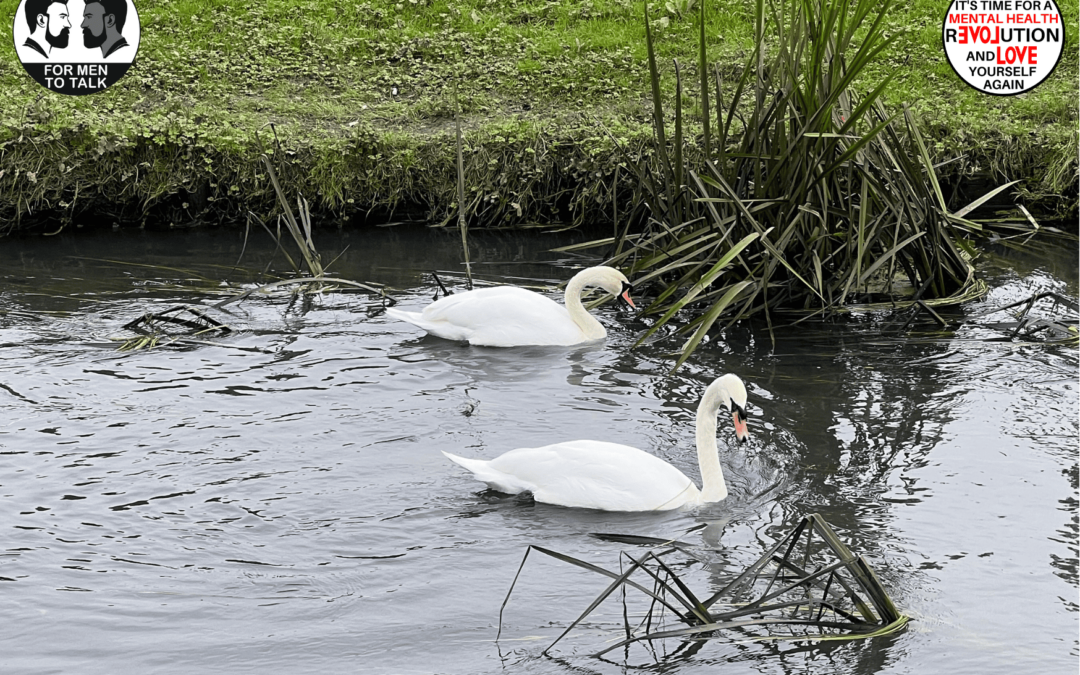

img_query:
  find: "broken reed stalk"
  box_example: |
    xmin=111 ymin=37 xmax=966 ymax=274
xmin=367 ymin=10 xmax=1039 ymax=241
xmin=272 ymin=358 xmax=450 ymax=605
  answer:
xmin=212 ymin=277 xmax=394 ymax=310
xmin=499 ymin=513 xmax=906 ymax=659
xmin=972 ymin=290 xmax=1079 ymax=345
xmin=114 ymin=149 xmax=399 ymax=352
xmin=248 ymin=148 xmax=397 ymax=308
xmin=454 ymin=80 xmax=474 ymax=291
xmin=116 ymin=305 xmax=231 ymax=352
xmin=114 ymin=274 xmax=396 ymax=352
xmin=260 ymin=154 xmax=323 ymax=278
xmin=122 ymin=305 xmax=230 ymax=335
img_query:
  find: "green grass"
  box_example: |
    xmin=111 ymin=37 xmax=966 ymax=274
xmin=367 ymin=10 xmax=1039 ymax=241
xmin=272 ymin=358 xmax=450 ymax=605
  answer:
xmin=0 ymin=0 xmax=1075 ymax=231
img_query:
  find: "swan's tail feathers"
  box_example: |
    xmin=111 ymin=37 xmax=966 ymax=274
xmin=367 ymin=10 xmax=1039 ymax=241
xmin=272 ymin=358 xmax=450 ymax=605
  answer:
xmin=442 ymin=450 xmax=490 ymax=474
xmin=386 ymin=308 xmax=472 ymax=342
xmin=385 ymin=307 xmax=424 ymax=326
xmin=442 ymin=451 xmax=531 ymax=495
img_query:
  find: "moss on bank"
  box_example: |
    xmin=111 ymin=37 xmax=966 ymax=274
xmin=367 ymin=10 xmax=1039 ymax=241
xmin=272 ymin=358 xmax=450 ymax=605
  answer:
xmin=0 ymin=0 xmax=1075 ymax=233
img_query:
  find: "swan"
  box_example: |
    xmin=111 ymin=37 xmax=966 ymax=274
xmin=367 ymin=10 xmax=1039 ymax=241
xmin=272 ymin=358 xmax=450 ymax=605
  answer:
xmin=385 ymin=266 xmax=635 ymax=347
xmin=442 ymin=374 xmax=750 ymax=511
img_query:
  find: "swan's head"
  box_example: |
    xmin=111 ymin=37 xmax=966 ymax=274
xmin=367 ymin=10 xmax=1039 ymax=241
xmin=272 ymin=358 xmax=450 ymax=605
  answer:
xmin=713 ymin=373 xmax=749 ymax=444
xmin=580 ymin=266 xmax=635 ymax=309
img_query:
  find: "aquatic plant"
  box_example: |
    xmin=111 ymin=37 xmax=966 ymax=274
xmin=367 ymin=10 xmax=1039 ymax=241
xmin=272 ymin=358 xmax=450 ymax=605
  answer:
xmin=253 ymin=153 xmax=323 ymax=278
xmin=565 ymin=0 xmax=1017 ymax=368
xmin=115 ymin=305 xmax=231 ymax=352
xmin=500 ymin=513 xmax=907 ymax=658
xmin=453 ymin=85 xmax=475 ymax=290
xmin=228 ymin=146 xmax=396 ymax=309
xmin=960 ymin=291 xmax=1077 ymax=346
xmin=112 ymin=147 xmax=395 ymax=351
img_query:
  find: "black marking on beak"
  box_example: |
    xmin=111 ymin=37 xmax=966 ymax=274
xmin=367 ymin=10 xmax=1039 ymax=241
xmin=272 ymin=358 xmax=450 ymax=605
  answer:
xmin=618 ymin=280 xmax=636 ymax=310
xmin=730 ymin=403 xmax=749 ymax=444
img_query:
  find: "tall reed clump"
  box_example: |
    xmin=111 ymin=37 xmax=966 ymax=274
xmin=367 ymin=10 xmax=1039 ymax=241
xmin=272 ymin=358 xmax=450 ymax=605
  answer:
xmin=570 ymin=0 xmax=1000 ymax=368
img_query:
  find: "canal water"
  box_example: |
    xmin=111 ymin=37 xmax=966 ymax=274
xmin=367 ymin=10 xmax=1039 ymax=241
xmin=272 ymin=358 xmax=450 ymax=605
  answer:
xmin=0 ymin=226 xmax=1075 ymax=674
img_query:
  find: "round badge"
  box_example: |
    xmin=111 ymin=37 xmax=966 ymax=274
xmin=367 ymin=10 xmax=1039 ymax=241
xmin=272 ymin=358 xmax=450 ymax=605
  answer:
xmin=12 ymin=0 xmax=141 ymax=95
xmin=942 ymin=0 xmax=1064 ymax=95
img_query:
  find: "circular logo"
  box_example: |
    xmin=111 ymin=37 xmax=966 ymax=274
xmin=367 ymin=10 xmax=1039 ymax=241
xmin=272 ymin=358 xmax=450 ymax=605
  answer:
xmin=942 ymin=0 xmax=1064 ymax=95
xmin=12 ymin=0 xmax=140 ymax=95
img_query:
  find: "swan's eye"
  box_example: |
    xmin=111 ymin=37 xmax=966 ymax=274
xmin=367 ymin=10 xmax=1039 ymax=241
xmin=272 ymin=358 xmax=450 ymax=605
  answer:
xmin=734 ymin=404 xmax=747 ymax=422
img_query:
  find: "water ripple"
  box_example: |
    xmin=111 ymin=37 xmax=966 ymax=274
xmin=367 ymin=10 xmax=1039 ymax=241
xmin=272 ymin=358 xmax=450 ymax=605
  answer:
xmin=0 ymin=229 xmax=1074 ymax=674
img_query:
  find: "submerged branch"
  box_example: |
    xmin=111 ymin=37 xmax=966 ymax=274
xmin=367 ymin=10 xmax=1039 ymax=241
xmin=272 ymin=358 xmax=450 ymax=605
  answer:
xmin=212 ymin=277 xmax=395 ymax=310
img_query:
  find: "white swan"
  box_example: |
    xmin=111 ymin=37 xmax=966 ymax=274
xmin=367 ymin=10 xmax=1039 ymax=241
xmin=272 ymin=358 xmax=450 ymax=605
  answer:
xmin=385 ymin=266 xmax=635 ymax=347
xmin=442 ymin=374 xmax=750 ymax=511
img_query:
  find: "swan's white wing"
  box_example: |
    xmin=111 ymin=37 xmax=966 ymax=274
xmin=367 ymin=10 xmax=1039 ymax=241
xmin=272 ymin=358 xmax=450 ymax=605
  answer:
xmin=396 ymin=287 xmax=587 ymax=346
xmin=485 ymin=440 xmax=698 ymax=511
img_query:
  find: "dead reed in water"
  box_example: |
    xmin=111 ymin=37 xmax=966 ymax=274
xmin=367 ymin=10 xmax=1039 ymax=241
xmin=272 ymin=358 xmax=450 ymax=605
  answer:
xmin=113 ymin=142 xmax=395 ymax=351
xmin=500 ymin=514 xmax=906 ymax=660
xmin=115 ymin=305 xmax=231 ymax=352
xmin=227 ymin=147 xmax=395 ymax=309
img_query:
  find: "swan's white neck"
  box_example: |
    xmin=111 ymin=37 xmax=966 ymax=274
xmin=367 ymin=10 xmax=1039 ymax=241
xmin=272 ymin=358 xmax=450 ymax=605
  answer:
xmin=695 ymin=381 xmax=731 ymax=503
xmin=564 ymin=270 xmax=607 ymax=340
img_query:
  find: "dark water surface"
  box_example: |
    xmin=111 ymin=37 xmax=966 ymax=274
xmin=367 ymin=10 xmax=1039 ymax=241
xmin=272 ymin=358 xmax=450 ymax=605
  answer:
xmin=0 ymin=227 xmax=1076 ymax=674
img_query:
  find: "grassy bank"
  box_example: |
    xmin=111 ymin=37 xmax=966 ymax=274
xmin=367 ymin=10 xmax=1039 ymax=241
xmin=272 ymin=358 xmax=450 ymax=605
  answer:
xmin=0 ymin=0 xmax=1075 ymax=233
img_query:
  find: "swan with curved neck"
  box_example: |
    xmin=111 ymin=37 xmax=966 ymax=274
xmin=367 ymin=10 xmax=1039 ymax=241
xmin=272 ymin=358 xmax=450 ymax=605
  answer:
xmin=442 ymin=374 xmax=750 ymax=511
xmin=385 ymin=266 xmax=634 ymax=347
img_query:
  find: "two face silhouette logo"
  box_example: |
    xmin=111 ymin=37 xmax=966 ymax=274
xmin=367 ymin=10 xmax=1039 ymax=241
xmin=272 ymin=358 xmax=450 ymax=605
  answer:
xmin=13 ymin=0 xmax=141 ymax=95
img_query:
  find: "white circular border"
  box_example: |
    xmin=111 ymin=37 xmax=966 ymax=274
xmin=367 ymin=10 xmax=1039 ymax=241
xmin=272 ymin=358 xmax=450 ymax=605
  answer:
xmin=942 ymin=0 xmax=1064 ymax=96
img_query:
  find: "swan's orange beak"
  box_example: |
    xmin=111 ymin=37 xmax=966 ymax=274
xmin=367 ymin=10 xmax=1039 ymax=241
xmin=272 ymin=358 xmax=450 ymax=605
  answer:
xmin=732 ymin=410 xmax=749 ymax=444
xmin=620 ymin=288 xmax=636 ymax=309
